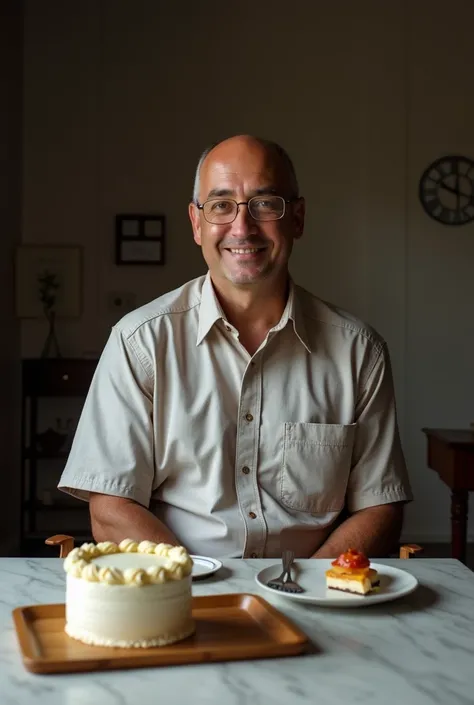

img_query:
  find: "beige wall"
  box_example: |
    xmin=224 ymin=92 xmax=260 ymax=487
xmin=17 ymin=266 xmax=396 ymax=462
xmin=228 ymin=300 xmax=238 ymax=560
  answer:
xmin=0 ymin=1 xmax=23 ymax=554
xmin=405 ymin=5 xmax=474 ymax=540
xmin=21 ymin=0 xmax=474 ymax=542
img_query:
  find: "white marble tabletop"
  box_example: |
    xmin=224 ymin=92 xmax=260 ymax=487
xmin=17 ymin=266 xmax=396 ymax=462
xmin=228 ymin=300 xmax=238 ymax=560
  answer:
xmin=1 ymin=557 xmax=474 ymax=705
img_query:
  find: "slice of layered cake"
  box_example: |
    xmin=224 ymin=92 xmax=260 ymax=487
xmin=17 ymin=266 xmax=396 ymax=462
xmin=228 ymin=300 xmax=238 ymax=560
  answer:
xmin=325 ymin=548 xmax=379 ymax=595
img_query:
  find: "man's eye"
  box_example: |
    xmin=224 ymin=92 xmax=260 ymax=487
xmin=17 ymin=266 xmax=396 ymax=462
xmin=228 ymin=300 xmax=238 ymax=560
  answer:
xmin=210 ymin=200 xmax=233 ymax=212
xmin=254 ymin=198 xmax=279 ymax=210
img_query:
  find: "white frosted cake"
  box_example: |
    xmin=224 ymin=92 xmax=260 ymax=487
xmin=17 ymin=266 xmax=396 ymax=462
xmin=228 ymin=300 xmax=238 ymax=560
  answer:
xmin=63 ymin=539 xmax=195 ymax=648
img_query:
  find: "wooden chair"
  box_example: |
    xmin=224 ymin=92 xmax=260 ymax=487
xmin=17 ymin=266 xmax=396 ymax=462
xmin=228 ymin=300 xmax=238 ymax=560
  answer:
xmin=45 ymin=534 xmax=423 ymax=560
xmin=398 ymin=544 xmax=423 ymax=559
xmin=45 ymin=534 xmax=75 ymax=558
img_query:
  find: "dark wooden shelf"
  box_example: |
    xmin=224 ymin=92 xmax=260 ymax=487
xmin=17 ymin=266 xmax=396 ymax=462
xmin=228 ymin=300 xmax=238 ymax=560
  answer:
xmin=422 ymin=427 xmax=474 ymax=448
xmin=23 ymin=531 xmax=92 ymax=540
xmin=23 ymin=449 xmax=70 ymax=460
xmin=22 ymin=358 xmax=99 ymax=396
xmin=20 ymin=358 xmax=99 ymax=554
xmin=23 ymin=501 xmax=87 ymax=513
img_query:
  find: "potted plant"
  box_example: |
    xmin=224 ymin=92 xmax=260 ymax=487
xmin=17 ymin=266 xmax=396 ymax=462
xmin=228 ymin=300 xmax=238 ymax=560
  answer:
xmin=38 ymin=269 xmax=62 ymax=358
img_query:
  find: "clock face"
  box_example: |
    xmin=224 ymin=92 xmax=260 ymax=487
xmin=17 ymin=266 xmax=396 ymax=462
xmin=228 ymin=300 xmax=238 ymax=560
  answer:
xmin=418 ymin=155 xmax=474 ymax=225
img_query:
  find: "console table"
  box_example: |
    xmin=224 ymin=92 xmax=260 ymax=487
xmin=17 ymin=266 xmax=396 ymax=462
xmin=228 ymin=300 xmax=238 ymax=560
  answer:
xmin=422 ymin=428 xmax=474 ymax=564
xmin=20 ymin=358 xmax=97 ymax=555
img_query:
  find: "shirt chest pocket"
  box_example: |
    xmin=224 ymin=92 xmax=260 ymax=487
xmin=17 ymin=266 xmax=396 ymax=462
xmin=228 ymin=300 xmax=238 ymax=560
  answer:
xmin=280 ymin=422 xmax=356 ymax=513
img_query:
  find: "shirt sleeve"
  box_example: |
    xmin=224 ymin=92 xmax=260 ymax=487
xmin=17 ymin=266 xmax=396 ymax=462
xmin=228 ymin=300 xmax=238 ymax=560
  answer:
xmin=346 ymin=341 xmax=413 ymax=512
xmin=58 ymin=326 xmax=155 ymax=507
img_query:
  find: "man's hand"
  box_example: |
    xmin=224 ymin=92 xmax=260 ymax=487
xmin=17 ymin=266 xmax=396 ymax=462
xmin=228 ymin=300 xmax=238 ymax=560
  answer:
xmin=311 ymin=503 xmax=404 ymax=559
xmin=89 ymin=493 xmax=181 ymax=547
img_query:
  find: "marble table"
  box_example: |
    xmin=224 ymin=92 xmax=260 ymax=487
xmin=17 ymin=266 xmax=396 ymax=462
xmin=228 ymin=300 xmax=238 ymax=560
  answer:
xmin=1 ymin=557 xmax=474 ymax=705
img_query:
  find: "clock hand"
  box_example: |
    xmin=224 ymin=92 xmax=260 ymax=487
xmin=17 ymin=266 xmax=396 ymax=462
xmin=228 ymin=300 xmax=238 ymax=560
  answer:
xmin=456 ymin=168 xmax=460 ymax=211
xmin=438 ymin=182 xmax=471 ymax=199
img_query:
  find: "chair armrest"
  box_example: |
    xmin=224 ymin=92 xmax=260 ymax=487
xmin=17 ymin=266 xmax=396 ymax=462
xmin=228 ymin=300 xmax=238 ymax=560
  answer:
xmin=45 ymin=534 xmax=75 ymax=558
xmin=399 ymin=543 xmax=423 ymax=559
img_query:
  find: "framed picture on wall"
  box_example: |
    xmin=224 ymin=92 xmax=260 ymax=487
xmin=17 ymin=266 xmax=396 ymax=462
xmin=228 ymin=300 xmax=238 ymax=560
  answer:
xmin=115 ymin=214 xmax=166 ymax=265
xmin=15 ymin=245 xmax=82 ymax=318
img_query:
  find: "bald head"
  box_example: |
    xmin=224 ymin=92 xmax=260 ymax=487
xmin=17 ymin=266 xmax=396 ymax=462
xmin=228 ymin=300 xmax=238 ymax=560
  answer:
xmin=192 ymin=135 xmax=299 ymax=204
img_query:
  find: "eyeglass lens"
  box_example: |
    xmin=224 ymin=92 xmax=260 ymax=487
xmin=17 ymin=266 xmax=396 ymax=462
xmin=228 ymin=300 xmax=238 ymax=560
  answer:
xmin=203 ymin=196 xmax=285 ymax=223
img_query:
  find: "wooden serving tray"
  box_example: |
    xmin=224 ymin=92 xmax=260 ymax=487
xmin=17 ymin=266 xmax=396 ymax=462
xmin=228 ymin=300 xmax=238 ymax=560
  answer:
xmin=13 ymin=593 xmax=309 ymax=674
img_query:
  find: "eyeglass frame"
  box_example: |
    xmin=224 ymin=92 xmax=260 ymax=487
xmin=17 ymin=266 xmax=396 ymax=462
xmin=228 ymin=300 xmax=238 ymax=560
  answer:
xmin=195 ymin=195 xmax=299 ymax=224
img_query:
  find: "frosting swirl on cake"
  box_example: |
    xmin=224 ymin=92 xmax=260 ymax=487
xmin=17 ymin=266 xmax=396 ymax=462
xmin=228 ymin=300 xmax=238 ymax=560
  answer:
xmin=63 ymin=539 xmax=193 ymax=585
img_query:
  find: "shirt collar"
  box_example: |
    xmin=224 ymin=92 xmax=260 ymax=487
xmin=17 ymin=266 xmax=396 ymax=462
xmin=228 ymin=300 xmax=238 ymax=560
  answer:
xmin=196 ymin=273 xmax=227 ymax=345
xmin=273 ymin=279 xmax=312 ymax=353
xmin=196 ymin=272 xmax=312 ymax=353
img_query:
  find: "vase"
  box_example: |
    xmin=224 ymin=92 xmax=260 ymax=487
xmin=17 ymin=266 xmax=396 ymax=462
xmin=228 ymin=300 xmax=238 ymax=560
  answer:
xmin=41 ymin=310 xmax=62 ymax=358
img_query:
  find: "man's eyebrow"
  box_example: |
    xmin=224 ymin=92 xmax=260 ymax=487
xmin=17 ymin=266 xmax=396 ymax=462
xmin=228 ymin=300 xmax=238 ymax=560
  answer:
xmin=206 ymin=188 xmax=235 ymax=199
xmin=205 ymin=186 xmax=279 ymax=199
xmin=251 ymin=186 xmax=278 ymax=196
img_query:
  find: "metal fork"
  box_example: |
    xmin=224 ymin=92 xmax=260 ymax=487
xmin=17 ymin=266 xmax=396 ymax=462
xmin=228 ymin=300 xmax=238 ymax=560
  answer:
xmin=266 ymin=549 xmax=305 ymax=593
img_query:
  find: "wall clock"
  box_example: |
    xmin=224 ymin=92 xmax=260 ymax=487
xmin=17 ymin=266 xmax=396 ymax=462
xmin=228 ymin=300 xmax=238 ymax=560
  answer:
xmin=418 ymin=155 xmax=474 ymax=225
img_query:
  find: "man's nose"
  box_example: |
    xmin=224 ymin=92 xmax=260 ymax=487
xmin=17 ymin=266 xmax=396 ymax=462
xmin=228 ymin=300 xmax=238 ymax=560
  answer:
xmin=232 ymin=203 xmax=258 ymax=234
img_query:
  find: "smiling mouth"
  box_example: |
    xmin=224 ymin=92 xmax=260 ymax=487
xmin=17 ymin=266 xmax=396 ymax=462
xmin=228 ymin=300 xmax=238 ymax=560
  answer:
xmin=224 ymin=247 xmax=266 ymax=254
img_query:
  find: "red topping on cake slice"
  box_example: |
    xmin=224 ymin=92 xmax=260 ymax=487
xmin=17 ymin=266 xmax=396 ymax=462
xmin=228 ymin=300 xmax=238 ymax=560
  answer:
xmin=331 ymin=548 xmax=370 ymax=570
xmin=325 ymin=548 xmax=379 ymax=595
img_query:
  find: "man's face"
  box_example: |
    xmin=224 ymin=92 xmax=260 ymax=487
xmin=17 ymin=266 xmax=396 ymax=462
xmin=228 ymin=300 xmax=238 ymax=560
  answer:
xmin=189 ymin=138 xmax=305 ymax=290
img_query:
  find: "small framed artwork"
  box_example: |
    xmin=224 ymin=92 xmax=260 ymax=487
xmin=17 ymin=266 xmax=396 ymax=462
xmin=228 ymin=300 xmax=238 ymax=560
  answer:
xmin=15 ymin=245 xmax=82 ymax=318
xmin=115 ymin=214 xmax=166 ymax=265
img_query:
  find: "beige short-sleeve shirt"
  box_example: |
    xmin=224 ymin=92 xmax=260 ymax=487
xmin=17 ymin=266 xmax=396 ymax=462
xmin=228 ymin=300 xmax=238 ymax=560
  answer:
xmin=58 ymin=274 xmax=412 ymax=558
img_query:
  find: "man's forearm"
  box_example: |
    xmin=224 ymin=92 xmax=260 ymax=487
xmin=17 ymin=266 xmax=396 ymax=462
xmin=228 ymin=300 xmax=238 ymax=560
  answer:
xmin=311 ymin=503 xmax=404 ymax=559
xmin=90 ymin=495 xmax=181 ymax=547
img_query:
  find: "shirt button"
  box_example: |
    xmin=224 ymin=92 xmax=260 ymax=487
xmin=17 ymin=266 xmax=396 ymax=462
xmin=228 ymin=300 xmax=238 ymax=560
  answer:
xmin=248 ymin=511 xmax=257 ymax=519
xmin=245 ymin=413 xmax=254 ymax=422
xmin=242 ymin=466 xmax=250 ymax=474
xmin=250 ymin=552 xmax=258 ymax=558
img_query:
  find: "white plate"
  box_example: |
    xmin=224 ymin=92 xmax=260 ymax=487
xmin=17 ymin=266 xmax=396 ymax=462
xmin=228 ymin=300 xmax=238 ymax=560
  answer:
xmin=255 ymin=561 xmax=418 ymax=607
xmin=190 ymin=555 xmax=223 ymax=579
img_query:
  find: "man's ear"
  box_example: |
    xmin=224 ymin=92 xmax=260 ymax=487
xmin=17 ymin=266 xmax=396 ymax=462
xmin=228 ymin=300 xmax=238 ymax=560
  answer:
xmin=188 ymin=202 xmax=202 ymax=246
xmin=292 ymin=197 xmax=305 ymax=240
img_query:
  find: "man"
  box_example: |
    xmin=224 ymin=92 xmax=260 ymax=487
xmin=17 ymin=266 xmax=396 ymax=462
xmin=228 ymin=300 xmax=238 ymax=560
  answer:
xmin=58 ymin=134 xmax=412 ymax=559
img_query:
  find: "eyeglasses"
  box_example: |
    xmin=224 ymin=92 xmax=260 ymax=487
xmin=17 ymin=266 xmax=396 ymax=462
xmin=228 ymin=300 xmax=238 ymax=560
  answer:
xmin=196 ymin=195 xmax=296 ymax=224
